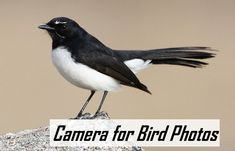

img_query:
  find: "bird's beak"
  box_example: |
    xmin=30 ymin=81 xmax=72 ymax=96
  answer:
xmin=38 ymin=24 xmax=55 ymax=31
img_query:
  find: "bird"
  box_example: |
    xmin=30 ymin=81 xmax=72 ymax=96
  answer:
xmin=38 ymin=17 xmax=215 ymax=117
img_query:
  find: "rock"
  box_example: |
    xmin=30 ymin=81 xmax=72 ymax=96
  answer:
xmin=0 ymin=112 xmax=144 ymax=151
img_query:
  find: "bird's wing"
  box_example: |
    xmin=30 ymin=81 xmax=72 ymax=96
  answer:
xmin=77 ymin=50 xmax=151 ymax=94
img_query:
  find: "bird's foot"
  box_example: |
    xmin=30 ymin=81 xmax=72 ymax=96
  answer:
xmin=73 ymin=112 xmax=92 ymax=119
xmin=93 ymin=111 xmax=109 ymax=119
xmin=71 ymin=111 xmax=109 ymax=119
xmin=74 ymin=111 xmax=82 ymax=119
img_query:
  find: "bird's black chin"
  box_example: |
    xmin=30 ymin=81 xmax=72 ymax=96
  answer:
xmin=38 ymin=24 xmax=55 ymax=31
xmin=55 ymin=32 xmax=66 ymax=39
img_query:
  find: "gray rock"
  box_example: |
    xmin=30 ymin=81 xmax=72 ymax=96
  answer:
xmin=0 ymin=112 xmax=144 ymax=151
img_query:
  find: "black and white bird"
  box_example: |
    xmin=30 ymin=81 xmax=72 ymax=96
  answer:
xmin=39 ymin=17 xmax=215 ymax=117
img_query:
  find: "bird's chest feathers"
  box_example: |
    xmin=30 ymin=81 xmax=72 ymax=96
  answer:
xmin=52 ymin=47 xmax=82 ymax=85
xmin=51 ymin=47 xmax=120 ymax=91
xmin=52 ymin=47 xmax=79 ymax=78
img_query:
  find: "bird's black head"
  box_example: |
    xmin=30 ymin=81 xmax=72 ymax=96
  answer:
xmin=39 ymin=17 xmax=83 ymax=45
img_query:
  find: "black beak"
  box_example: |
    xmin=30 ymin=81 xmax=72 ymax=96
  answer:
xmin=38 ymin=24 xmax=55 ymax=31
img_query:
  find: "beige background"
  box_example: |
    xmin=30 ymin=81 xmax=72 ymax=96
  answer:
xmin=0 ymin=0 xmax=234 ymax=150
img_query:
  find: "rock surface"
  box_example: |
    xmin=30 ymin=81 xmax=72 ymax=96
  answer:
xmin=0 ymin=112 xmax=144 ymax=151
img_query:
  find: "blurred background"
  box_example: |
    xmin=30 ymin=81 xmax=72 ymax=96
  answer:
xmin=0 ymin=0 xmax=234 ymax=150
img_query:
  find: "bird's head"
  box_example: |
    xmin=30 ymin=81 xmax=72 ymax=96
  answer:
xmin=38 ymin=17 xmax=82 ymax=43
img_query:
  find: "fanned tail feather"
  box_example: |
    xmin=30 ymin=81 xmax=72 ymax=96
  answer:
xmin=116 ymin=47 xmax=216 ymax=68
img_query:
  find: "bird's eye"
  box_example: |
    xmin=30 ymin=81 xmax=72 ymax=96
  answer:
xmin=62 ymin=25 xmax=66 ymax=29
xmin=57 ymin=24 xmax=66 ymax=30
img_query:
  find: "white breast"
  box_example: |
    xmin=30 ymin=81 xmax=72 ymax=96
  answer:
xmin=51 ymin=47 xmax=121 ymax=91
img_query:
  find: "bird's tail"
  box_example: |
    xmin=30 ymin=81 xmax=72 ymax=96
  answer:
xmin=115 ymin=47 xmax=216 ymax=68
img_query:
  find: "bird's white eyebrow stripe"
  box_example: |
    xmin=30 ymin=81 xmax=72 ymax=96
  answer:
xmin=55 ymin=21 xmax=67 ymax=24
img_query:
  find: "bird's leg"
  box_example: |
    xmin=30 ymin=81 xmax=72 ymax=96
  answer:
xmin=76 ymin=90 xmax=95 ymax=118
xmin=95 ymin=91 xmax=108 ymax=115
